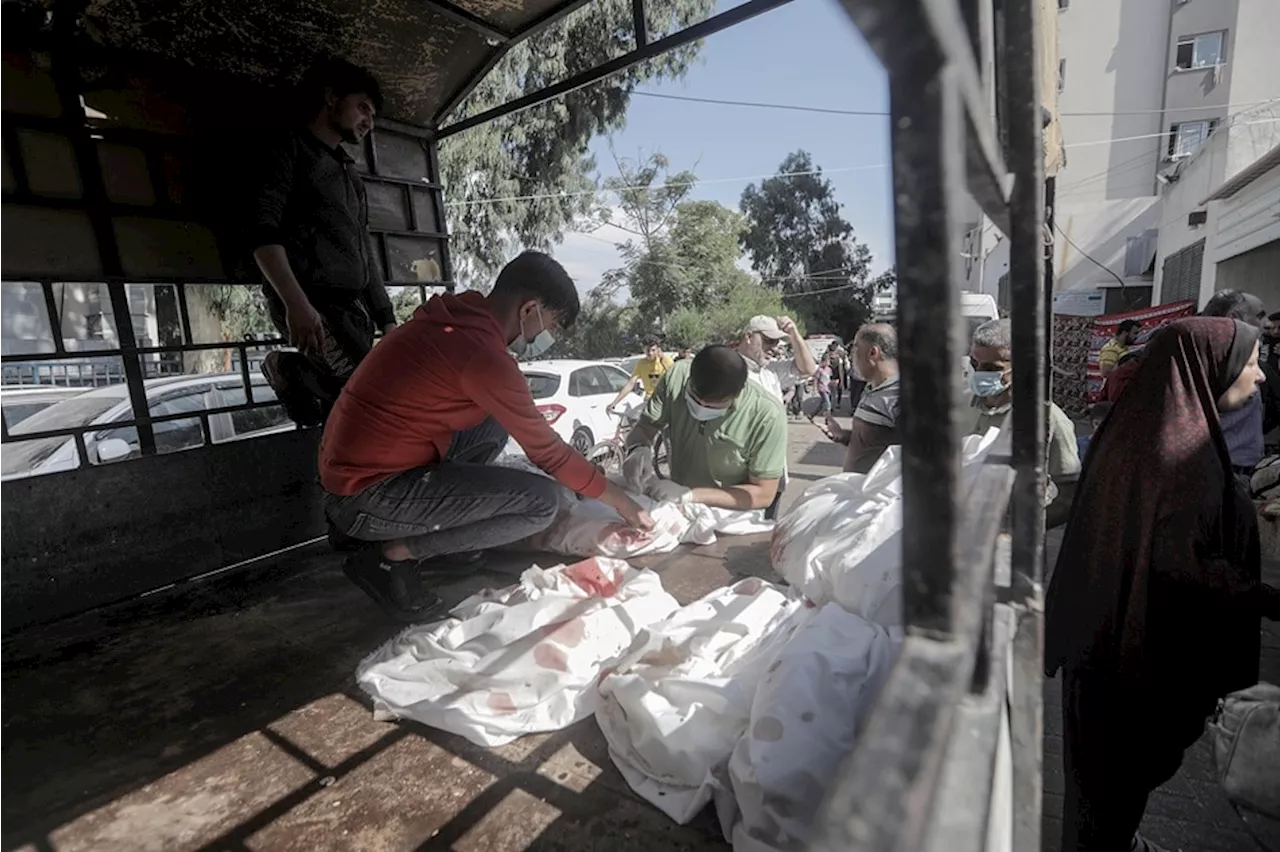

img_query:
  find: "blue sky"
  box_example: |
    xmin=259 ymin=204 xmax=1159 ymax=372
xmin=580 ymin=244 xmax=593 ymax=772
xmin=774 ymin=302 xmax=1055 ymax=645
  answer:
xmin=554 ymin=0 xmax=895 ymax=294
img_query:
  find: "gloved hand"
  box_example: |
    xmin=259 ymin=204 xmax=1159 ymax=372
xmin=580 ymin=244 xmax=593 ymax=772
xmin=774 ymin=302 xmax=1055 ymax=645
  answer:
xmin=623 ymin=446 xmax=656 ymax=494
xmin=645 ymin=478 xmax=694 ymax=505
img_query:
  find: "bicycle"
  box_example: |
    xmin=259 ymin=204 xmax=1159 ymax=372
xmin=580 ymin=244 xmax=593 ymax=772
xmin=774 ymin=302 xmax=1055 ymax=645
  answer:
xmin=587 ymin=403 xmax=668 ymax=478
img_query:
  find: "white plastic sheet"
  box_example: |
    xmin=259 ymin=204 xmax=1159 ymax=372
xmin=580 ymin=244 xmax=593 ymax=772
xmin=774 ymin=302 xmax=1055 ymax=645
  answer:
xmin=720 ymin=603 xmax=898 ymax=852
xmin=356 ymin=557 xmax=680 ymax=747
xmin=770 ymin=429 xmax=1000 ymax=627
xmin=595 ymin=578 xmax=802 ymax=823
xmin=523 ymin=488 xmax=774 ymax=559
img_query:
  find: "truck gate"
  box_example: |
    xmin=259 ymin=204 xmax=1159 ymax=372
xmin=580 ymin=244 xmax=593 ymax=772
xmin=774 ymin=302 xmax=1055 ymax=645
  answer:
xmin=3 ymin=0 xmax=1052 ymax=847
xmin=811 ymin=0 xmax=1052 ymax=849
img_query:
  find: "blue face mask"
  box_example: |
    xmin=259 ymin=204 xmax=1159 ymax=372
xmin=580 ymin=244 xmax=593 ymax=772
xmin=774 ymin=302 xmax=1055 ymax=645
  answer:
xmin=969 ymin=369 xmax=1008 ymax=398
xmin=685 ymin=392 xmax=729 ymax=422
xmin=509 ymin=305 xmax=556 ymax=359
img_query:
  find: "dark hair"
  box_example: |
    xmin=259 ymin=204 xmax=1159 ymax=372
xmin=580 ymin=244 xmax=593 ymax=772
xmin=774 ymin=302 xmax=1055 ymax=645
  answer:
xmin=1202 ymin=289 xmax=1265 ymax=326
xmin=642 ymin=336 xmax=663 ymax=349
xmin=491 ymin=251 xmax=581 ymax=328
xmin=1088 ymin=401 xmax=1113 ymax=421
xmin=298 ymin=58 xmax=384 ymax=114
xmin=1117 ymin=319 xmax=1141 ymax=335
xmin=689 ymin=344 xmax=748 ymax=402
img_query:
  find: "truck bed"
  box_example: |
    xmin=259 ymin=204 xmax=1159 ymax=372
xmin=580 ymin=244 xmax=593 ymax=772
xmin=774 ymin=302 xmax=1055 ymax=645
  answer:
xmin=2 ymin=426 xmax=842 ymax=852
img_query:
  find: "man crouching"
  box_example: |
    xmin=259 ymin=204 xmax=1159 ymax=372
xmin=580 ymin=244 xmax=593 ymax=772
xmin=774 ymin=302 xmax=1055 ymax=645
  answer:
xmin=622 ymin=344 xmax=787 ymax=511
xmin=320 ymin=251 xmax=652 ymax=622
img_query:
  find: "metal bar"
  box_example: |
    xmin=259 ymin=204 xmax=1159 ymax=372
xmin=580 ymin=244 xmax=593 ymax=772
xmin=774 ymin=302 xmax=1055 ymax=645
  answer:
xmin=40 ymin=282 xmax=67 ymax=355
xmin=1001 ymin=2 xmax=1046 ymax=851
xmin=921 ymin=603 xmax=1015 ymax=852
xmin=0 ymin=193 xmax=205 ymax=221
xmin=1044 ymin=174 xmax=1057 ymax=400
xmin=405 ymin=184 xmax=419 ymax=232
xmin=374 ymin=117 xmax=437 ymax=141
xmin=811 ymin=638 xmax=969 ymax=852
xmin=1 ymin=338 xmax=286 ymax=363
xmin=811 ymin=427 xmax=1015 ymax=852
xmin=1005 ymin=0 xmax=1047 ymax=599
xmin=838 ymin=0 xmax=1010 ymax=231
xmin=367 ymin=227 xmax=450 ymax=241
xmin=366 ymin=130 xmax=380 ymax=176
xmin=433 ymin=0 xmax=601 ymax=125
xmin=426 ymin=139 xmax=457 ymax=293
xmin=2 ymin=122 xmax=31 ymax=195
xmin=437 ymin=0 xmax=798 ymax=139
xmin=176 ymin=284 xmax=196 ymax=346
xmin=238 ymin=342 xmax=254 ymax=404
xmin=888 ymin=66 xmax=964 ymax=635
xmin=358 ymin=172 xmax=445 ymax=191
xmin=632 ymin=0 xmax=648 ymax=47
xmin=419 ymin=0 xmax=512 ymax=44
xmin=1 ymin=401 xmax=285 ymax=444
xmin=48 ymin=6 xmax=156 ymax=458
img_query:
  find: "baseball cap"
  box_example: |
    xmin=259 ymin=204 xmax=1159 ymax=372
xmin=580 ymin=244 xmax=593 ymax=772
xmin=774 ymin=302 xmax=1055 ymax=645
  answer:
xmin=744 ymin=315 xmax=787 ymax=339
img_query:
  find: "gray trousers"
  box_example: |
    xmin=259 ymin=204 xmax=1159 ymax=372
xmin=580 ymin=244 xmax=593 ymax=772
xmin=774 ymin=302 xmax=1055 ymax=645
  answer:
xmin=324 ymin=417 xmax=560 ymax=560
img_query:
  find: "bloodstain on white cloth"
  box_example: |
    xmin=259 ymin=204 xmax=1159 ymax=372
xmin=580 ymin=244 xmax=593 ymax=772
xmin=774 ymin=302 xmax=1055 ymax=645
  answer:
xmin=565 ymin=557 xmax=623 ymax=597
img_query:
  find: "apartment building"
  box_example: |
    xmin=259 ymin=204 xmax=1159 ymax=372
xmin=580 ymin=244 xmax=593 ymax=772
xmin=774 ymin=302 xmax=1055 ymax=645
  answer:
xmin=971 ymin=0 xmax=1279 ymax=315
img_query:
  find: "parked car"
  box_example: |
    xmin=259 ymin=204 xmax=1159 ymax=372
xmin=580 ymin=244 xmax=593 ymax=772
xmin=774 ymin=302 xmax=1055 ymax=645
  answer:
xmin=0 ymin=386 xmax=87 ymax=429
xmin=1 ymin=373 xmax=293 ymax=481
xmin=508 ymin=359 xmax=638 ymax=457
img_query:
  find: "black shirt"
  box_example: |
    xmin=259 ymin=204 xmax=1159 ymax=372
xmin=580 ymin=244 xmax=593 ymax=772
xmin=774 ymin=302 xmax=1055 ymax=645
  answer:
xmin=251 ymin=129 xmax=394 ymax=328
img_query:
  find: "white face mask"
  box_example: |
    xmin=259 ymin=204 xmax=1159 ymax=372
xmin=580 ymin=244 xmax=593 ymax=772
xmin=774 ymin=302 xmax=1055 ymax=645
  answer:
xmin=509 ymin=304 xmax=556 ymax=359
xmin=685 ymin=391 xmax=729 ymax=422
xmin=969 ymin=370 xmax=1008 ymax=398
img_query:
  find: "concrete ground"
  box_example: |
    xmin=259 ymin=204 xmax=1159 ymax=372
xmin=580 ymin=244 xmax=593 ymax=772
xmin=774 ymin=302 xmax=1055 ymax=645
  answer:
xmin=4 ymin=409 xmax=1275 ymax=852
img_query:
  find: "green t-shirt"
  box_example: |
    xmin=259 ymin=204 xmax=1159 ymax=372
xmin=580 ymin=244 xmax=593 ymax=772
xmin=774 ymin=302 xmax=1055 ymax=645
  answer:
xmin=640 ymin=360 xmax=788 ymax=488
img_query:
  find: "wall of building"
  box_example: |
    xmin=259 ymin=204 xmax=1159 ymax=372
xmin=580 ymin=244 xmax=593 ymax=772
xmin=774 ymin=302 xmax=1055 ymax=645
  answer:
xmin=1153 ymin=116 xmax=1280 ymax=305
xmin=1054 ymin=0 xmax=1169 ymax=204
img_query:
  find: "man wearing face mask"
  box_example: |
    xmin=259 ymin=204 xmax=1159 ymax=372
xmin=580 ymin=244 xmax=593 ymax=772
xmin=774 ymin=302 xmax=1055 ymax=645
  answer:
xmin=319 ymin=251 xmax=654 ymax=622
xmin=968 ymin=318 xmax=1081 ymax=528
xmin=730 ymin=315 xmax=817 ymax=518
xmin=622 ymin=345 xmax=787 ymax=512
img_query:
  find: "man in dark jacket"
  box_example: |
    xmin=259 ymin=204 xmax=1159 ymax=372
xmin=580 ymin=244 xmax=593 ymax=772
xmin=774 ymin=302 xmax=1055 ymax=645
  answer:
xmin=251 ymin=59 xmax=395 ymax=426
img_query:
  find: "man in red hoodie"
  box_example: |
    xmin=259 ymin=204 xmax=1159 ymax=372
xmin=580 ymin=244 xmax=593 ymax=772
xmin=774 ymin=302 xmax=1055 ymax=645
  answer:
xmin=320 ymin=251 xmax=653 ymax=620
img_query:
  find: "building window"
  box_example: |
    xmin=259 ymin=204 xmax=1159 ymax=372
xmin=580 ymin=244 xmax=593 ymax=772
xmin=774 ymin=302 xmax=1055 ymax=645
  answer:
xmin=1057 ymin=59 xmax=1067 ymax=93
xmin=1058 ymin=0 xmax=1069 ymax=8
xmin=1168 ymin=119 xmax=1218 ymax=159
xmin=1174 ymin=31 xmax=1225 ymax=70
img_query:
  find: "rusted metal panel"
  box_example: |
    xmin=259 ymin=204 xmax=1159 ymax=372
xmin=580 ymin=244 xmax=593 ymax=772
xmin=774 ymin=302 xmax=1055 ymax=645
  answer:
xmin=0 ymin=428 xmax=326 ymax=632
xmin=76 ymin=0 xmax=487 ymax=125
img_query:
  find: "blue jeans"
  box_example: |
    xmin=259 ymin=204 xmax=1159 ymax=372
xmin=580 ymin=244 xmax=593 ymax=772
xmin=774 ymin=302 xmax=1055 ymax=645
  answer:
xmin=324 ymin=417 xmax=560 ymax=560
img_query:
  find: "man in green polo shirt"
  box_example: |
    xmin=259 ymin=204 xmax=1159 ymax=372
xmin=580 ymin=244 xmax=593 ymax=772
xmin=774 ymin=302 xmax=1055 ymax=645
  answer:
xmin=622 ymin=344 xmax=787 ymax=511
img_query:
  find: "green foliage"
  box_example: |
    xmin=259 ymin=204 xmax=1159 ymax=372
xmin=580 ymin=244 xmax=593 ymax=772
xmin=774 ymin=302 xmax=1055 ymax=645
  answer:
xmin=390 ymin=287 xmax=423 ymax=324
xmin=739 ymin=150 xmax=877 ymax=338
xmin=554 ymin=292 xmax=636 ymax=360
xmin=438 ymin=0 xmax=715 ymax=287
xmin=205 ymin=285 xmax=275 ymax=339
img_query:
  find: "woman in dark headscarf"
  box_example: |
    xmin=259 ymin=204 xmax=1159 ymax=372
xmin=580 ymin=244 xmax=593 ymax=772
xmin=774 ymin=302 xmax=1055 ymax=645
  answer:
xmin=1046 ymin=317 xmax=1280 ymax=852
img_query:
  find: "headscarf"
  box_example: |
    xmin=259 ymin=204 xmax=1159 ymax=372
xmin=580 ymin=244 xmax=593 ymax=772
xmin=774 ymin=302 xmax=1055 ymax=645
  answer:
xmin=1044 ymin=317 xmax=1259 ymax=678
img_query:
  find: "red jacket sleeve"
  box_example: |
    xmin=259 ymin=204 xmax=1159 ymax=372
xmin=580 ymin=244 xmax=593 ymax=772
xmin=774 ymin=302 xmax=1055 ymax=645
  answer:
xmin=459 ymin=351 xmax=607 ymax=499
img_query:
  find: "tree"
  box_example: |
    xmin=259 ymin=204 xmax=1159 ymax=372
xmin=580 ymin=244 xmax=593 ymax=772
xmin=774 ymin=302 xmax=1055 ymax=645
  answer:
xmin=739 ymin=150 xmax=876 ymax=336
xmin=554 ymin=290 xmax=635 ymax=360
xmin=439 ymin=0 xmax=715 ymax=287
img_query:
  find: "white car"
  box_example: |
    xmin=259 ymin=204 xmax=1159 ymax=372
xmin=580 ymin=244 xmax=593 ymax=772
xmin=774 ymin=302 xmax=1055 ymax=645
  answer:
xmin=513 ymin=359 xmax=639 ymax=456
xmin=1 ymin=372 xmax=293 ymax=481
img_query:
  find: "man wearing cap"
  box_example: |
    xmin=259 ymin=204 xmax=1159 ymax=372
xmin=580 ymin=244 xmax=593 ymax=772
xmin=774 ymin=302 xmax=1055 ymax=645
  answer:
xmin=730 ymin=315 xmax=818 ymax=518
